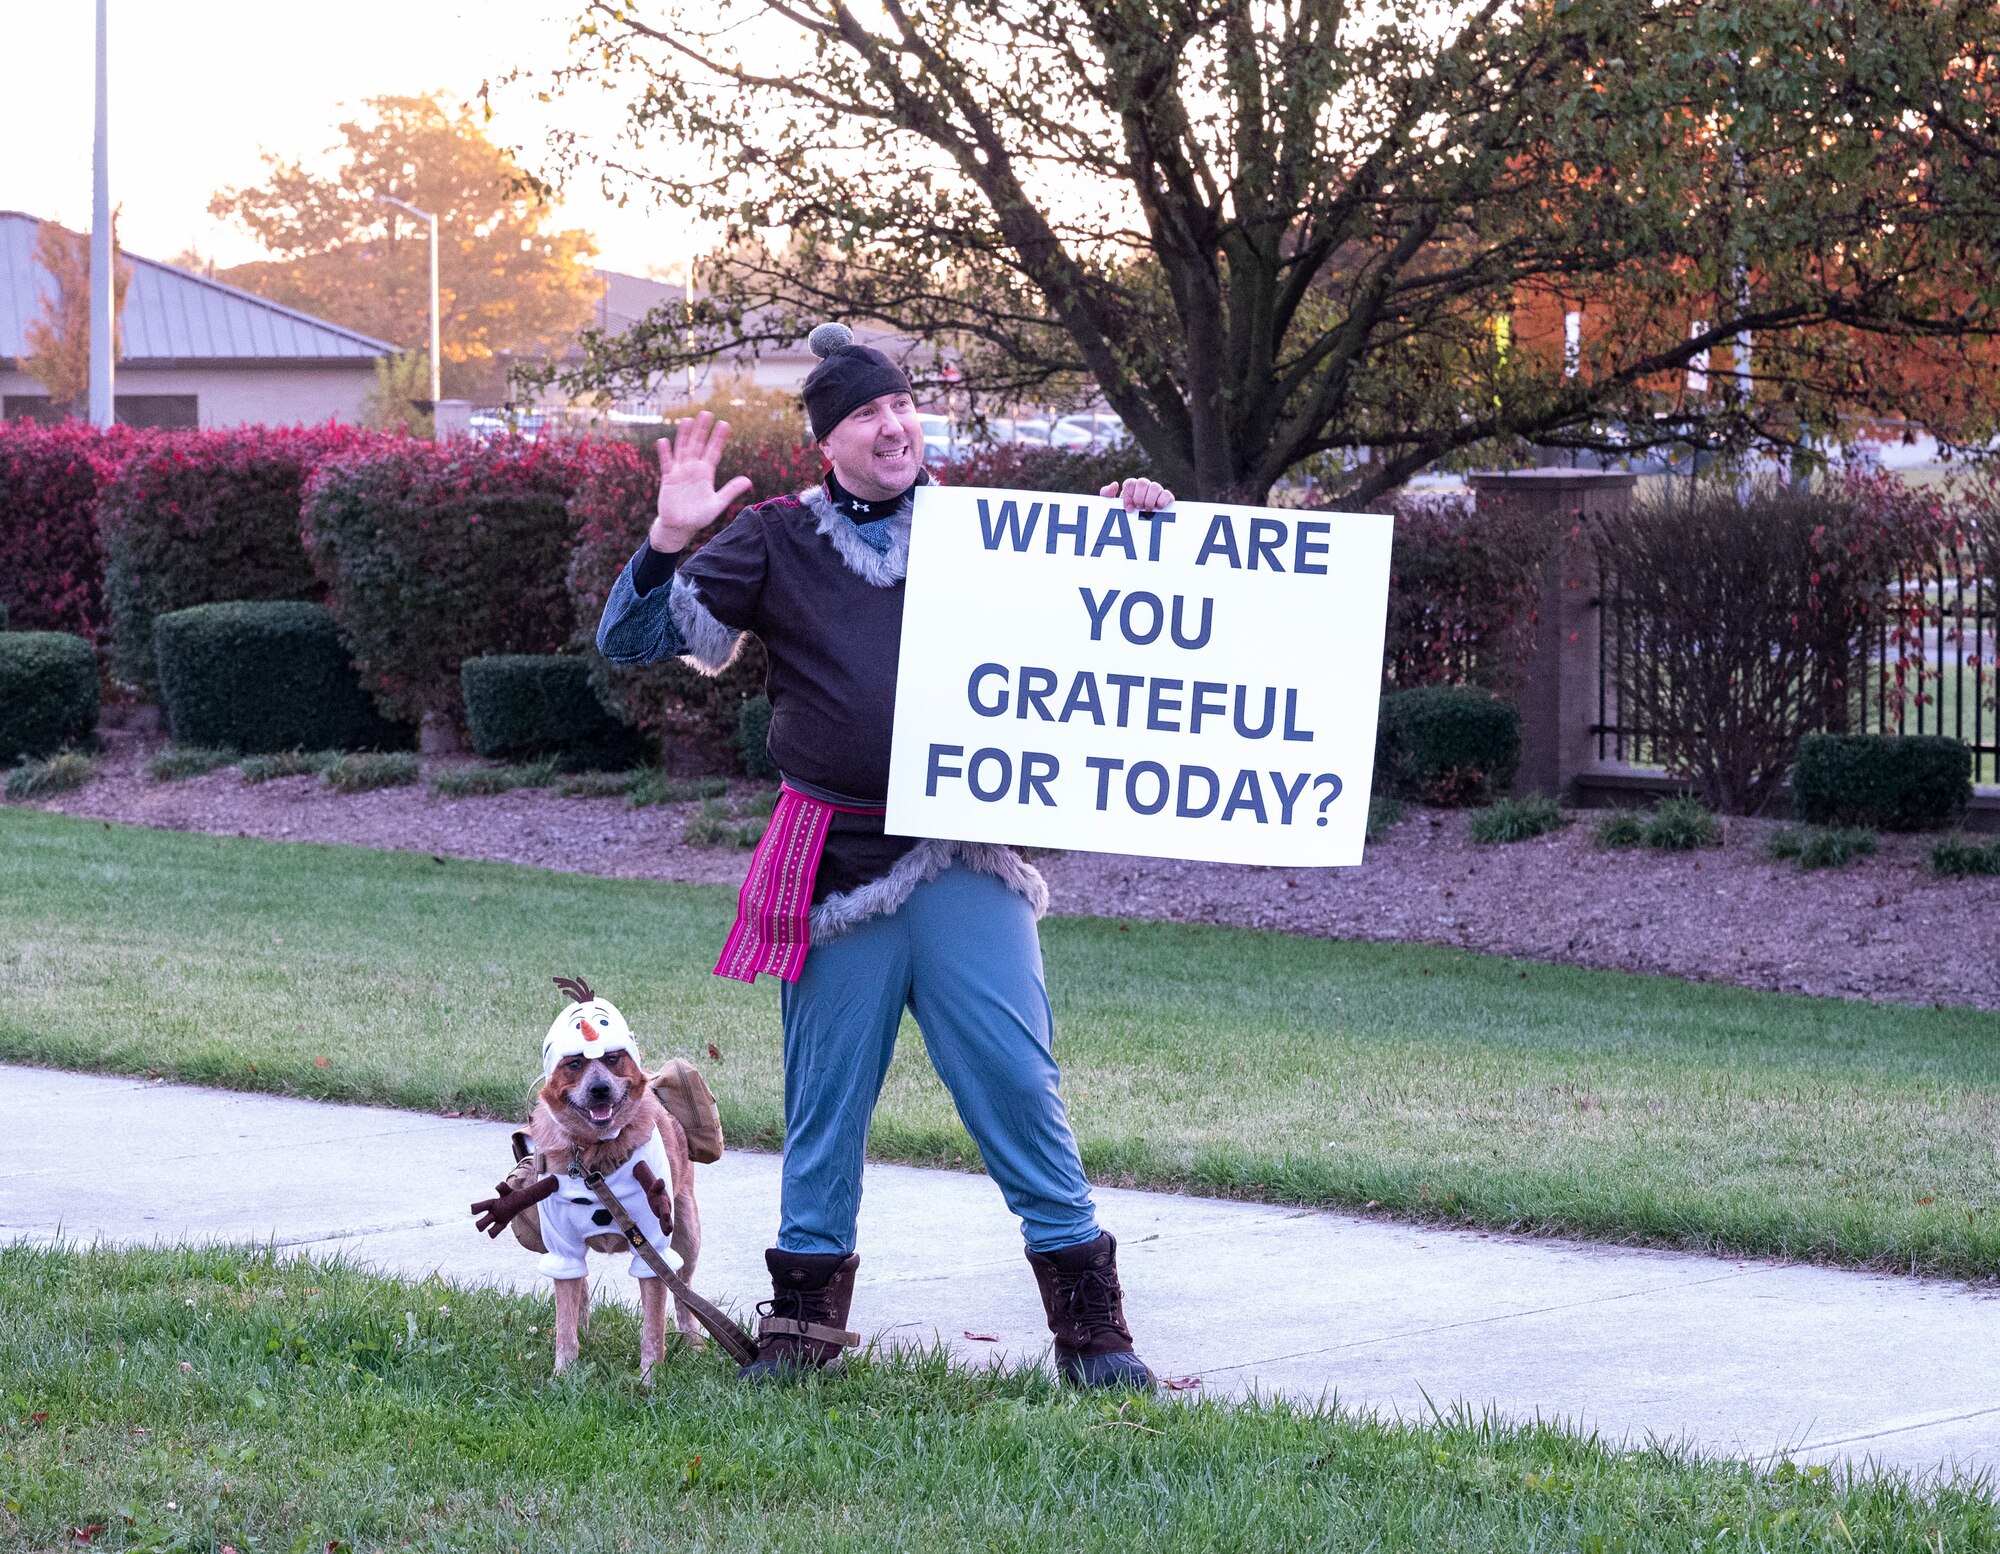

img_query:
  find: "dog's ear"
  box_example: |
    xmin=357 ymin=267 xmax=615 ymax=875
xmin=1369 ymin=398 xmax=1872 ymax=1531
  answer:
xmin=553 ymin=975 xmax=595 ymax=1004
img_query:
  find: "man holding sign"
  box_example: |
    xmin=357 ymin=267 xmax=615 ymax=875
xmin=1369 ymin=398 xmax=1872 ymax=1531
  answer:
xmin=597 ymin=324 xmax=1165 ymax=1389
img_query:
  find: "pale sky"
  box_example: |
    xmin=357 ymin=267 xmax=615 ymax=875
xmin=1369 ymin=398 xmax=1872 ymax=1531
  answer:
xmin=0 ymin=0 xmax=710 ymax=277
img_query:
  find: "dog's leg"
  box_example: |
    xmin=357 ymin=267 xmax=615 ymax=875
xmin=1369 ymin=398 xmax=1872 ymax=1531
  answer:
xmin=670 ymin=1188 xmax=704 ymax=1345
xmin=553 ymin=1277 xmax=587 ymax=1373
xmin=639 ymin=1278 xmax=669 ymax=1379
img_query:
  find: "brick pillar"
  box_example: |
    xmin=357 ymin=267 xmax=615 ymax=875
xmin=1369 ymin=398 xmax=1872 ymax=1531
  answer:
xmin=1466 ymin=470 xmax=1637 ymax=799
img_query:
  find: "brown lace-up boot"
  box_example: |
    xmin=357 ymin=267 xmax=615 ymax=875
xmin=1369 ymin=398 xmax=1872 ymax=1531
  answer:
xmin=739 ymin=1249 xmax=861 ymax=1380
xmin=1026 ymin=1232 xmax=1156 ymax=1391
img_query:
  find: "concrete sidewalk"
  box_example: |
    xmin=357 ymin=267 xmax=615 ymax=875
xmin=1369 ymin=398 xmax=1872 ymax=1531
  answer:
xmin=5 ymin=1065 xmax=1997 ymax=1479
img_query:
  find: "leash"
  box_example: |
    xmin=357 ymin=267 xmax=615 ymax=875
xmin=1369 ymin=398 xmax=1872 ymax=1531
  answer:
xmin=576 ymin=1163 xmax=761 ymax=1368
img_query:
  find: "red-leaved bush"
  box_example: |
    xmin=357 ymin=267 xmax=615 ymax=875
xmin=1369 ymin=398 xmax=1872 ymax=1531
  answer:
xmin=0 ymin=418 xmax=137 ymax=643
xmin=98 ymin=423 xmax=385 ymax=690
xmin=1376 ymin=496 xmax=1552 ymax=692
xmin=305 ymin=436 xmax=596 ymax=732
xmin=565 ymin=434 xmax=822 ymax=766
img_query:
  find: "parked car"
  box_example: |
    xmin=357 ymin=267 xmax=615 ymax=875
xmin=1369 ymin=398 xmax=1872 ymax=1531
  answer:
xmin=916 ymin=411 xmax=964 ymax=466
xmin=468 ymin=409 xmax=555 ymax=441
xmin=979 ymin=416 xmax=1052 ymax=447
xmin=1051 ymin=412 xmax=1127 ymax=452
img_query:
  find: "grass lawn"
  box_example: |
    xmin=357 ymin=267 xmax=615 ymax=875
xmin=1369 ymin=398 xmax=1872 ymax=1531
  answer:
xmin=4 ymin=1243 xmax=1993 ymax=1554
xmin=4 ymin=809 xmax=1999 ymax=1277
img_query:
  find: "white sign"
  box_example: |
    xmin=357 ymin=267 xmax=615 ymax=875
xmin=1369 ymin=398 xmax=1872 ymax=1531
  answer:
xmin=885 ymin=485 xmax=1393 ymax=866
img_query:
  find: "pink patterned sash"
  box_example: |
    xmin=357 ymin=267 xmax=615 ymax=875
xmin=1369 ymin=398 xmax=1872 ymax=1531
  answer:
xmin=713 ymin=783 xmax=887 ymax=983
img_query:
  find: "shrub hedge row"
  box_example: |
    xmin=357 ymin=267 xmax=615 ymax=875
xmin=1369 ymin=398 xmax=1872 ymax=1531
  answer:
xmin=303 ymin=437 xmax=591 ymax=733
xmin=0 ymin=419 xmax=127 ymax=643
xmin=100 ymin=425 xmax=371 ymax=692
xmin=6 ymin=418 xmax=1990 ymax=811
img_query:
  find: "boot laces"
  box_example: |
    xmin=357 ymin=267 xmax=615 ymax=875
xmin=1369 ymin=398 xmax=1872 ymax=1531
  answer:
xmin=1057 ymin=1265 xmax=1128 ymax=1342
xmin=758 ymin=1285 xmax=836 ymax=1329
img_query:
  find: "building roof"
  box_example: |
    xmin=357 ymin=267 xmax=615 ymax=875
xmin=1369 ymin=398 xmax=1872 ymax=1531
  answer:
xmin=0 ymin=210 xmax=397 ymax=366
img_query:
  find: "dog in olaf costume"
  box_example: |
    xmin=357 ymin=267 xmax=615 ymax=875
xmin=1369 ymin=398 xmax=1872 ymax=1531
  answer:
xmin=471 ymin=977 xmax=725 ymax=1377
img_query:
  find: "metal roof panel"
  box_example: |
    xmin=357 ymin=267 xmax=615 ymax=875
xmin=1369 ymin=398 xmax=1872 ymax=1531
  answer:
xmin=0 ymin=210 xmax=398 ymax=363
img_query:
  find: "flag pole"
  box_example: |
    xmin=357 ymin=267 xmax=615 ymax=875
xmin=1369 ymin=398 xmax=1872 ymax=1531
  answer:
xmin=88 ymin=0 xmax=114 ymax=428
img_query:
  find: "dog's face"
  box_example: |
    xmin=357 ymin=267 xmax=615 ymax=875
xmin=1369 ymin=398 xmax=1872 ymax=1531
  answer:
xmin=540 ymin=1047 xmax=647 ymax=1142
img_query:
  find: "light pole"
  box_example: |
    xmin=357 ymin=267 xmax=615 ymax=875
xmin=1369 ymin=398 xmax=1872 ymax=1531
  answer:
xmin=374 ymin=195 xmax=440 ymax=407
xmin=88 ymin=0 xmax=114 ymax=428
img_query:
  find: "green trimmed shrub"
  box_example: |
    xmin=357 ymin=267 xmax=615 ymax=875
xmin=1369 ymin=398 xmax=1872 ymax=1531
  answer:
xmin=1375 ymin=687 xmax=1520 ymax=806
xmin=1791 ymin=734 xmax=1971 ymax=832
xmin=1468 ymin=796 xmax=1566 ymax=844
xmin=324 ymin=752 xmax=419 ymax=792
xmin=0 ymin=632 xmax=98 ymax=763
xmin=153 ymin=602 xmax=412 ymax=755
xmin=734 ymin=694 xmax=775 ymax=779
xmin=460 ymin=655 xmax=646 ymax=768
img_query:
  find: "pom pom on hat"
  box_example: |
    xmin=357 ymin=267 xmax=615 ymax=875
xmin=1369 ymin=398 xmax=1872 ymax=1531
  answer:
xmin=800 ymin=320 xmax=913 ymax=439
xmin=807 ymin=321 xmax=855 ymax=358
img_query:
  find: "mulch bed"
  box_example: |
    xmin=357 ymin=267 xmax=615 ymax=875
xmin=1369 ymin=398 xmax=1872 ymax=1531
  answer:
xmin=23 ymin=730 xmax=1999 ymax=1012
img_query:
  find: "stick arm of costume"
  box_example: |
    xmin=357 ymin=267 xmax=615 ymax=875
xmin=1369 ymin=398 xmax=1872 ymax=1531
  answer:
xmin=470 ymin=1172 xmax=559 ymax=1238
xmin=632 ymin=1158 xmax=676 ymax=1236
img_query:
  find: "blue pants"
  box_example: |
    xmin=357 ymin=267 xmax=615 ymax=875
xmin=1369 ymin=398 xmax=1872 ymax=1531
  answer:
xmin=776 ymin=863 xmax=1101 ymax=1256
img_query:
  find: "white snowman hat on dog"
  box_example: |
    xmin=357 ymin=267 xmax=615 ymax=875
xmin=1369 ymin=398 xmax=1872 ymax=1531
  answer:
xmin=543 ymin=976 xmax=638 ymax=1076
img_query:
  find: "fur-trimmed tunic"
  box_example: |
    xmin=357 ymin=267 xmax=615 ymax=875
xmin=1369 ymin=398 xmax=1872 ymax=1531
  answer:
xmin=596 ymin=479 xmax=1048 ymax=941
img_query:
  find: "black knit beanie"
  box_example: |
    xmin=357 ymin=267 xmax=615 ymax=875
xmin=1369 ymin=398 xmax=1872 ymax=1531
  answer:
xmin=801 ymin=323 xmax=913 ymax=440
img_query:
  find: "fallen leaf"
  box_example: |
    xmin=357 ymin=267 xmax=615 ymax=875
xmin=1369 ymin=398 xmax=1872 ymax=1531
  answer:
xmin=72 ymin=1528 xmax=105 ymax=1545
xmin=29 ymin=1412 xmax=47 ymax=1424
xmin=963 ymin=1331 xmax=999 ymax=1342
xmin=313 ymin=1056 xmax=329 ymax=1069
xmin=706 ymin=1043 xmax=722 ymax=1061
xmin=1162 ymin=1375 xmax=1203 ymax=1391
xmin=1918 ymin=1195 xmax=1936 ymax=1205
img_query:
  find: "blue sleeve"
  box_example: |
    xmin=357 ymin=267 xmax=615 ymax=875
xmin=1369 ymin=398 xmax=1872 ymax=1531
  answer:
xmin=595 ymin=542 xmax=687 ymax=665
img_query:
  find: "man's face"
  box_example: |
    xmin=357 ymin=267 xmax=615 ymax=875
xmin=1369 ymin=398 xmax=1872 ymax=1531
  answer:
xmin=819 ymin=390 xmax=925 ymax=500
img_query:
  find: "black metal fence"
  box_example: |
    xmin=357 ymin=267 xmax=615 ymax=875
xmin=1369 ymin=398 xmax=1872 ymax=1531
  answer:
xmin=1595 ymin=532 xmax=1997 ymax=785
